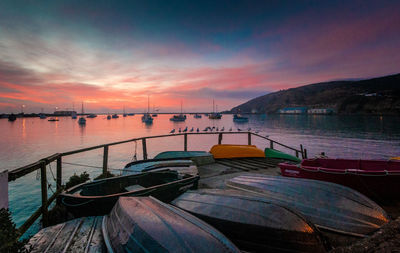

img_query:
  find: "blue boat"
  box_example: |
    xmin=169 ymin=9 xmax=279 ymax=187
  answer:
xmin=103 ymin=197 xmax=241 ymax=252
xmin=227 ymin=174 xmax=390 ymax=237
xmin=233 ymin=114 xmax=248 ymax=123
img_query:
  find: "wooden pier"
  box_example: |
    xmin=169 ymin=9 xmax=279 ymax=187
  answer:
xmin=6 ymin=131 xmax=307 ymax=237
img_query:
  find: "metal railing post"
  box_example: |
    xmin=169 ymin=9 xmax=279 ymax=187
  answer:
xmin=218 ymin=133 xmax=223 ymax=144
xmin=142 ymin=138 xmax=148 ymax=160
xmin=295 ymin=150 xmax=299 ymax=158
xmin=103 ymin=145 xmax=109 ymax=174
xmin=270 ymin=140 xmax=274 ymax=149
xmin=56 ymin=156 xmax=62 ymax=191
xmin=40 ymin=161 xmax=49 ymax=227
xmin=248 ymin=132 xmax=251 ymax=145
xmin=184 ymin=133 xmax=188 ymax=151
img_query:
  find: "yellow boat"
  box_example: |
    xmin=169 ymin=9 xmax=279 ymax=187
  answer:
xmin=210 ymin=144 xmax=265 ymax=159
xmin=390 ymin=157 xmax=400 ymax=160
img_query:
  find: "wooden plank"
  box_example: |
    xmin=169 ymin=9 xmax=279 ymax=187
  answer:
xmin=8 ymin=161 xmax=42 ymax=181
xmin=215 ymin=160 xmax=251 ymax=171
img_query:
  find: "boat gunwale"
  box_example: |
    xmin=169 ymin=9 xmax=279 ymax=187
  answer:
xmin=60 ymin=172 xmax=199 ymax=200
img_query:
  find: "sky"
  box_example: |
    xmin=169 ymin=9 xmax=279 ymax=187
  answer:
xmin=0 ymin=0 xmax=399 ymax=113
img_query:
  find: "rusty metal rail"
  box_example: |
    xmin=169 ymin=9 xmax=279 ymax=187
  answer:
xmin=7 ymin=131 xmax=306 ymax=236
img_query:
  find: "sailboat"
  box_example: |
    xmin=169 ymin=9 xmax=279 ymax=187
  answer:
xmin=141 ymin=96 xmax=153 ymax=124
xmin=39 ymin=108 xmax=47 ymax=119
xmin=152 ymin=105 xmax=158 ymax=117
xmin=78 ymin=102 xmax=86 ymax=125
xmin=123 ymin=106 xmax=127 ymax=117
xmin=209 ymin=99 xmax=222 ymax=119
xmin=71 ymin=103 xmax=77 ymax=119
xmin=170 ymin=101 xmax=186 ymax=122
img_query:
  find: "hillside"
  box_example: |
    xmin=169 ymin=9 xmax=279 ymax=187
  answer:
xmin=231 ymin=73 xmax=400 ymax=114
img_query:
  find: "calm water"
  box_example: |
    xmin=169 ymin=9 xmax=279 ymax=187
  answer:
xmin=1 ymin=114 xmax=400 ymax=237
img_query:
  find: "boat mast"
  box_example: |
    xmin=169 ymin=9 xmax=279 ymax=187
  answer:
xmin=81 ymin=102 xmax=84 ymax=114
xmin=213 ymin=99 xmax=215 ymax=113
xmin=147 ymin=95 xmax=150 ymax=113
xmin=181 ymin=100 xmax=183 ymax=114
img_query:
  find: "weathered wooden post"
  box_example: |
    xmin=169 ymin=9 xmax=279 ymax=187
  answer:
xmin=142 ymin=138 xmax=148 ymax=160
xmin=295 ymin=150 xmax=299 ymax=158
xmin=40 ymin=161 xmax=49 ymax=227
xmin=248 ymin=132 xmax=251 ymax=145
xmin=56 ymin=156 xmax=62 ymax=191
xmin=184 ymin=133 xmax=188 ymax=151
xmin=103 ymin=145 xmax=109 ymax=174
xmin=270 ymin=140 xmax=274 ymax=149
xmin=304 ymin=149 xmax=308 ymax=159
xmin=218 ymin=133 xmax=223 ymax=144
xmin=300 ymin=144 xmax=304 ymax=159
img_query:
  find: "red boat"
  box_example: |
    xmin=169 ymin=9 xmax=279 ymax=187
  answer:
xmin=279 ymin=158 xmax=400 ymax=202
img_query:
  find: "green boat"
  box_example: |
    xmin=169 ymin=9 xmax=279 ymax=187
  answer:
xmin=264 ymin=148 xmax=301 ymax=162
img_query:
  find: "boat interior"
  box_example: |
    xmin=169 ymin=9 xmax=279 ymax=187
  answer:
xmin=73 ymin=171 xmax=189 ymax=196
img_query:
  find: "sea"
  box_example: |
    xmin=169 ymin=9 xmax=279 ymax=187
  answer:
xmin=1 ymin=113 xmax=400 ymax=237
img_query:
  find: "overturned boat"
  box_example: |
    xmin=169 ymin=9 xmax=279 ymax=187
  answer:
xmin=226 ymin=174 xmax=390 ymax=237
xmin=102 ymin=196 xmax=241 ymax=252
xmin=59 ymin=170 xmax=199 ymax=217
xmin=280 ymin=158 xmax=400 ymax=202
xmin=122 ymin=158 xmax=197 ymax=175
xmin=172 ymin=189 xmax=328 ymax=252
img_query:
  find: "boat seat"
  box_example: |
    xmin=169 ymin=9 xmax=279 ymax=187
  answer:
xmin=125 ymin=185 xmax=146 ymax=192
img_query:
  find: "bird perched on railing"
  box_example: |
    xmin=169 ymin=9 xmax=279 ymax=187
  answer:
xmin=190 ymin=127 xmax=194 ymax=132
xmin=170 ymin=129 xmax=175 ymax=134
xmin=179 ymin=128 xmax=182 ymax=133
xmin=221 ymin=127 xmax=224 ymax=131
xmin=197 ymin=128 xmax=200 ymax=132
xmin=183 ymin=127 xmax=188 ymax=132
xmin=229 ymin=127 xmax=232 ymax=131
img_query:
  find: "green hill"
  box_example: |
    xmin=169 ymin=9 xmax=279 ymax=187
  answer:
xmin=231 ymin=73 xmax=400 ymax=115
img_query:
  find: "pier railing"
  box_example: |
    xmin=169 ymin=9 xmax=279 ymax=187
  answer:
xmin=7 ymin=131 xmax=306 ymax=237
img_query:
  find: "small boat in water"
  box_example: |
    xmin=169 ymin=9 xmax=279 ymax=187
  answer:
xmin=172 ymin=189 xmax=328 ymax=252
xmin=194 ymin=113 xmax=202 ymax=118
xmin=25 ymin=216 xmax=105 ymax=252
xmin=8 ymin=114 xmax=17 ymax=121
xmin=87 ymin=113 xmax=97 ymax=118
xmin=78 ymin=116 xmax=86 ymax=125
xmin=106 ymin=115 xmax=111 ymax=120
xmin=233 ymin=114 xmax=248 ymax=123
xmin=141 ymin=113 xmax=153 ymax=123
xmin=59 ymin=170 xmax=199 ymax=217
xmin=210 ymin=144 xmax=265 ymax=159
xmin=227 ymin=174 xmax=389 ymax=237
xmin=48 ymin=117 xmax=59 ymax=121
xmin=102 ymin=196 xmax=241 ymax=253
xmin=280 ymin=158 xmax=400 ymax=201
xmin=111 ymin=114 xmax=119 ymax=118
xmin=170 ymin=114 xmax=186 ymax=121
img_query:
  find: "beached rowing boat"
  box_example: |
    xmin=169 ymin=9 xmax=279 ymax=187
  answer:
xmin=280 ymin=158 xmax=400 ymax=201
xmin=172 ymin=189 xmax=328 ymax=252
xmin=59 ymin=170 xmax=199 ymax=217
xmin=102 ymin=197 xmax=241 ymax=252
xmin=210 ymin=144 xmax=265 ymax=159
xmin=226 ymin=174 xmax=389 ymax=237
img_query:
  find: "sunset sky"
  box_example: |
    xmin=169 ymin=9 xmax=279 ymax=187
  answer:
xmin=0 ymin=0 xmax=399 ymax=113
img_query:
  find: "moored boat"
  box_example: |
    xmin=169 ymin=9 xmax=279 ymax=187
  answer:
xmin=87 ymin=113 xmax=97 ymax=118
xmin=227 ymin=174 xmax=389 ymax=237
xmin=25 ymin=216 xmax=105 ymax=252
xmin=170 ymin=114 xmax=186 ymax=121
xmin=102 ymin=196 xmax=241 ymax=253
xmin=280 ymin=158 xmax=400 ymax=201
xmin=8 ymin=114 xmax=17 ymax=121
xmin=59 ymin=170 xmax=199 ymax=217
xmin=210 ymin=144 xmax=265 ymax=159
xmin=141 ymin=113 xmax=153 ymax=123
xmin=48 ymin=117 xmax=59 ymax=121
xmin=233 ymin=114 xmax=248 ymax=123
xmin=265 ymin=148 xmax=301 ymax=162
xmin=111 ymin=114 xmax=119 ymax=118
xmin=194 ymin=113 xmax=202 ymax=118
xmin=172 ymin=189 xmax=328 ymax=252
